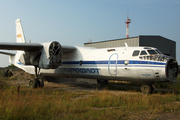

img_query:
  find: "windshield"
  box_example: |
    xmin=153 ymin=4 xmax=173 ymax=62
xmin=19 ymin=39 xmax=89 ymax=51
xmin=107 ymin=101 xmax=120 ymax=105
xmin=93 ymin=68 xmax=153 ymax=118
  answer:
xmin=155 ymin=49 xmax=163 ymax=54
xmin=147 ymin=50 xmax=157 ymax=55
xmin=140 ymin=50 xmax=147 ymax=55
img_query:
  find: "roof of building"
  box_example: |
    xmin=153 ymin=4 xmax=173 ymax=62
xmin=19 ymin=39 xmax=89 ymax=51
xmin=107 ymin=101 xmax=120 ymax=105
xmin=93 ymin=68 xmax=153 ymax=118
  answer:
xmin=84 ymin=35 xmax=175 ymax=44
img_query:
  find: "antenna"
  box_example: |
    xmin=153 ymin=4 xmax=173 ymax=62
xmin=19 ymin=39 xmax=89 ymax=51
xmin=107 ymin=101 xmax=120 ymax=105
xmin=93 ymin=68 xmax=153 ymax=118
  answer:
xmin=88 ymin=39 xmax=92 ymax=43
xmin=125 ymin=43 xmax=128 ymax=47
xmin=125 ymin=13 xmax=131 ymax=38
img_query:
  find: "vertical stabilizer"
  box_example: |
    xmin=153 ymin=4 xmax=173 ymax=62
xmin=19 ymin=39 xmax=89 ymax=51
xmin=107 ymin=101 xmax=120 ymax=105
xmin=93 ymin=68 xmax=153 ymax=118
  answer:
xmin=16 ymin=19 xmax=26 ymax=43
xmin=14 ymin=19 xmax=26 ymax=70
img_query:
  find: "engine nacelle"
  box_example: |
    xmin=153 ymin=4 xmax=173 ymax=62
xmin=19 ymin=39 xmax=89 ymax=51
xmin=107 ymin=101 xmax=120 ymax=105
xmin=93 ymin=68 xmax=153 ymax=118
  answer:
xmin=39 ymin=41 xmax=62 ymax=69
xmin=19 ymin=41 xmax=62 ymax=69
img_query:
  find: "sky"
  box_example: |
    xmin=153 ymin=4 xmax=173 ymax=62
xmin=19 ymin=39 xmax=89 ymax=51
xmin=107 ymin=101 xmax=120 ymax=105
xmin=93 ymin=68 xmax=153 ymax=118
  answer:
xmin=0 ymin=0 xmax=180 ymax=67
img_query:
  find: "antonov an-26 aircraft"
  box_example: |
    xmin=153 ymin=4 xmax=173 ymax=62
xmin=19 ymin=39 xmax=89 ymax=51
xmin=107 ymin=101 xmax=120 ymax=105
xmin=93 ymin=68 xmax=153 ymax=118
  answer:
xmin=0 ymin=19 xmax=178 ymax=94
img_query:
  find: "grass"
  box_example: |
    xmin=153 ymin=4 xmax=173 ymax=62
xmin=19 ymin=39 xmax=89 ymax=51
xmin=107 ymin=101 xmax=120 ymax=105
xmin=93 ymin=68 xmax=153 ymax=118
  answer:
xmin=1 ymin=82 xmax=180 ymax=120
xmin=155 ymin=75 xmax=180 ymax=90
xmin=108 ymin=75 xmax=180 ymax=92
xmin=1 ymin=72 xmax=180 ymax=119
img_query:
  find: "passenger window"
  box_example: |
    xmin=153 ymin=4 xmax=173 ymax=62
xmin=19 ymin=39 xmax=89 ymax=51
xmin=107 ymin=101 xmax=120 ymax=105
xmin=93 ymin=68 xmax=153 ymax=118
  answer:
xmin=140 ymin=50 xmax=147 ymax=55
xmin=132 ymin=50 xmax=140 ymax=56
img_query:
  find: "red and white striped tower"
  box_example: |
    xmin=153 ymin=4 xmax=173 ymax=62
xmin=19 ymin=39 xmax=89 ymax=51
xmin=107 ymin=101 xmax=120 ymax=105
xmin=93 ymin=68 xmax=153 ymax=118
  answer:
xmin=125 ymin=14 xmax=131 ymax=38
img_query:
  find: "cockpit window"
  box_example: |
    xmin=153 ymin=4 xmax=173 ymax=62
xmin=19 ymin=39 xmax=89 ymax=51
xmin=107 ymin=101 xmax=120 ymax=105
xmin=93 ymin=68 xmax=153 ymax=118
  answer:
xmin=132 ymin=50 xmax=140 ymax=56
xmin=140 ymin=50 xmax=147 ymax=55
xmin=155 ymin=49 xmax=163 ymax=54
xmin=147 ymin=50 xmax=157 ymax=55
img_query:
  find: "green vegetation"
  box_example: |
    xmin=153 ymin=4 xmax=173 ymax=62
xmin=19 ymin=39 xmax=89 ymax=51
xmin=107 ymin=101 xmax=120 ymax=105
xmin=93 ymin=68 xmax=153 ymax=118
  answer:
xmin=1 ymin=80 xmax=180 ymax=120
xmin=155 ymin=75 xmax=180 ymax=90
xmin=1 ymin=70 xmax=180 ymax=119
xmin=108 ymin=75 xmax=180 ymax=92
xmin=6 ymin=64 xmax=17 ymax=69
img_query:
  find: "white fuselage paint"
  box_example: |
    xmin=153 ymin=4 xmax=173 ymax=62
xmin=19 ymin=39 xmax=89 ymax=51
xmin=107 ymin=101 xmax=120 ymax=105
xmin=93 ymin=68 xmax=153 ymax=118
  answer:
xmin=15 ymin=46 xmax=169 ymax=83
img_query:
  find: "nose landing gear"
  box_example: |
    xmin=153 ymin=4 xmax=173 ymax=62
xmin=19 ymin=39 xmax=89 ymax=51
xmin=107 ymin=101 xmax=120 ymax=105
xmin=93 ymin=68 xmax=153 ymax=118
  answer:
xmin=141 ymin=84 xmax=154 ymax=94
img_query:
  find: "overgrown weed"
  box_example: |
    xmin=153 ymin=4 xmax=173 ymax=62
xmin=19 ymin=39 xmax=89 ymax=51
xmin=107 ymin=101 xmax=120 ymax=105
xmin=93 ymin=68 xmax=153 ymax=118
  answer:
xmin=155 ymin=75 xmax=180 ymax=90
xmin=1 ymin=86 xmax=180 ymax=119
xmin=1 ymin=74 xmax=180 ymax=119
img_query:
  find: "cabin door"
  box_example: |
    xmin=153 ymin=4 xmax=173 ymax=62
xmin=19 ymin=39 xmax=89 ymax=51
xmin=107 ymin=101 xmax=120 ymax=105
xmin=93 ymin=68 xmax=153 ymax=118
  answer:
xmin=108 ymin=53 xmax=118 ymax=75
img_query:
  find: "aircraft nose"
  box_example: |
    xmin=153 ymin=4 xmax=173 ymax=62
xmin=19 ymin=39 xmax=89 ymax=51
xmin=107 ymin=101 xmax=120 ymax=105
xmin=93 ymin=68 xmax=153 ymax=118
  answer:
xmin=166 ymin=58 xmax=179 ymax=82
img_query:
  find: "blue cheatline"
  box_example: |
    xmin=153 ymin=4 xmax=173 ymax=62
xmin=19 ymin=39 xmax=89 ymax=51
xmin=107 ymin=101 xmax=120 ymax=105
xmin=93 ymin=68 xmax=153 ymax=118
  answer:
xmin=62 ymin=60 xmax=166 ymax=65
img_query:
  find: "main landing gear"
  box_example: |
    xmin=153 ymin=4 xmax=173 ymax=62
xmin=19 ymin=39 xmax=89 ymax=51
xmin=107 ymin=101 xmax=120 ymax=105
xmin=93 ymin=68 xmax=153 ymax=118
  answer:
xmin=97 ymin=79 xmax=108 ymax=88
xmin=141 ymin=84 xmax=155 ymax=94
xmin=29 ymin=66 xmax=44 ymax=89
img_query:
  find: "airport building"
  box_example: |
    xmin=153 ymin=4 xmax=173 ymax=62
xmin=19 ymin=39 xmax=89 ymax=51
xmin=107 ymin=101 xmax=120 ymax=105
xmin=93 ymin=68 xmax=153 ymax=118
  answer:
xmin=84 ymin=35 xmax=176 ymax=58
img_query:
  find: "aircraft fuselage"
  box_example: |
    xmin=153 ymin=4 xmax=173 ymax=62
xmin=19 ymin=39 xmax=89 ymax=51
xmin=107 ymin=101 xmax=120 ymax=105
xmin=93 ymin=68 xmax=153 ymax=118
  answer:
xmin=25 ymin=46 xmax=178 ymax=83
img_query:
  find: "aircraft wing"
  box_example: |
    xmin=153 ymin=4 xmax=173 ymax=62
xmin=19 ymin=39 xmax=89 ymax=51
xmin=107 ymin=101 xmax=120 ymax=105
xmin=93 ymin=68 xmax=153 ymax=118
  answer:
xmin=0 ymin=42 xmax=42 ymax=51
xmin=0 ymin=42 xmax=76 ymax=53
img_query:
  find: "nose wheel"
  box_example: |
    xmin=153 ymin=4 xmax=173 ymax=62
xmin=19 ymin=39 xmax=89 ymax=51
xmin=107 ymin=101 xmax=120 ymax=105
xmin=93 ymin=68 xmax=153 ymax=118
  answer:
xmin=141 ymin=84 xmax=154 ymax=94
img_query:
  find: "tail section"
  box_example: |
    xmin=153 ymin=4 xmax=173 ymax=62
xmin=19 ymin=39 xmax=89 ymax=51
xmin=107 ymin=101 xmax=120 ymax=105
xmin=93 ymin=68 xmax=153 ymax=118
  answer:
xmin=14 ymin=19 xmax=26 ymax=71
xmin=15 ymin=19 xmax=26 ymax=43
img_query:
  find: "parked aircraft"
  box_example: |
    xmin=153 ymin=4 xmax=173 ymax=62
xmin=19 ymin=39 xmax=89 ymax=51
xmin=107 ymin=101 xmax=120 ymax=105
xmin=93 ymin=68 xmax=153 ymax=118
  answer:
xmin=0 ymin=19 xmax=178 ymax=94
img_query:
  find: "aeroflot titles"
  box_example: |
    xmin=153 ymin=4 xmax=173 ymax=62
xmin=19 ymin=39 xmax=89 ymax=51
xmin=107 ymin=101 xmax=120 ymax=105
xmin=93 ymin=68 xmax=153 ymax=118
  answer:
xmin=63 ymin=68 xmax=100 ymax=74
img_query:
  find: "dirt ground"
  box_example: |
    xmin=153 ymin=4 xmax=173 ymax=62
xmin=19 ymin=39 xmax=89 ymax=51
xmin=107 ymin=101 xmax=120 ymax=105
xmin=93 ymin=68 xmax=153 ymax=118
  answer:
xmin=1 ymin=70 xmax=180 ymax=120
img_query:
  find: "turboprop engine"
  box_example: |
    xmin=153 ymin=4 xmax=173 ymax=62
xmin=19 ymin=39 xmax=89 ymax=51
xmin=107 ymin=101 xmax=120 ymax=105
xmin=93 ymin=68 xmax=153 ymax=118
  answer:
xmin=19 ymin=41 xmax=62 ymax=69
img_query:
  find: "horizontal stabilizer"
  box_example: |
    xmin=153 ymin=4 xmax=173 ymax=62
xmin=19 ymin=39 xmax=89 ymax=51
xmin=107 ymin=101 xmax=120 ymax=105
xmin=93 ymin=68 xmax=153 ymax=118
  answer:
xmin=0 ymin=42 xmax=43 ymax=51
xmin=0 ymin=51 xmax=15 ymax=56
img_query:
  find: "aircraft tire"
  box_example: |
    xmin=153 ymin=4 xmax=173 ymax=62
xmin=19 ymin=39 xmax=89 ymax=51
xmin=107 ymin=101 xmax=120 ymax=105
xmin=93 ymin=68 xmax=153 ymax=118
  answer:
xmin=141 ymin=84 xmax=154 ymax=94
xmin=97 ymin=79 xmax=108 ymax=88
xmin=97 ymin=79 xmax=102 ymax=88
xmin=104 ymin=80 xmax=109 ymax=85
xmin=97 ymin=79 xmax=108 ymax=85
xmin=97 ymin=79 xmax=101 ymax=85
xmin=29 ymin=79 xmax=38 ymax=89
xmin=38 ymin=78 xmax=44 ymax=88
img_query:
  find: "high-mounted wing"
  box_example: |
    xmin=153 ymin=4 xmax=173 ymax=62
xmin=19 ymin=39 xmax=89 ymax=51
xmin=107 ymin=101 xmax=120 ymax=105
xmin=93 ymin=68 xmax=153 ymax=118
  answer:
xmin=0 ymin=42 xmax=76 ymax=53
xmin=0 ymin=42 xmax=43 ymax=51
xmin=0 ymin=42 xmax=76 ymax=69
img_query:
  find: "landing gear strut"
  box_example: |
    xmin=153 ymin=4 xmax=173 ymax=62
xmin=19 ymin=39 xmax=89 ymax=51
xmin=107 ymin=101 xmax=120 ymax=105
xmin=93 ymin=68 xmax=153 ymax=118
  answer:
xmin=29 ymin=66 xmax=44 ymax=89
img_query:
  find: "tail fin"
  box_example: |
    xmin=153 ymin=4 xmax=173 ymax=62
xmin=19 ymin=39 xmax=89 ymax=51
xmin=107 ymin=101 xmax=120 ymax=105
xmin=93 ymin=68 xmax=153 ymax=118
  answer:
xmin=14 ymin=19 xmax=26 ymax=70
xmin=15 ymin=19 xmax=26 ymax=43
